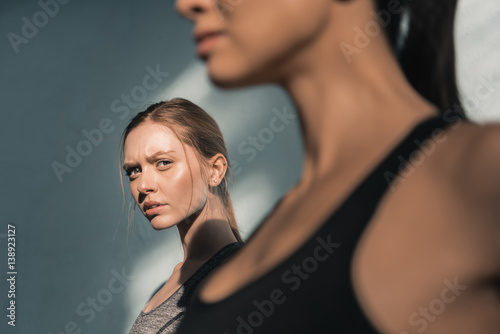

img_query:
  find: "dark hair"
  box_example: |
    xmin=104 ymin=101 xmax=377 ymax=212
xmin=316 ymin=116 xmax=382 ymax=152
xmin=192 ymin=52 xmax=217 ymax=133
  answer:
xmin=119 ymin=98 xmax=243 ymax=243
xmin=375 ymin=0 xmax=467 ymax=119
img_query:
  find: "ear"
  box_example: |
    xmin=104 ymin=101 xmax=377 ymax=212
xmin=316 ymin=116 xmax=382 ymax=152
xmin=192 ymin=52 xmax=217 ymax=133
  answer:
xmin=208 ymin=153 xmax=228 ymax=186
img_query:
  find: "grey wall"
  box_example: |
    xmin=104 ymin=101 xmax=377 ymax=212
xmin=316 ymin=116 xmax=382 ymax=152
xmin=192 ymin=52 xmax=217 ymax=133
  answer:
xmin=0 ymin=1 xmax=301 ymax=333
xmin=0 ymin=1 xmax=498 ymax=333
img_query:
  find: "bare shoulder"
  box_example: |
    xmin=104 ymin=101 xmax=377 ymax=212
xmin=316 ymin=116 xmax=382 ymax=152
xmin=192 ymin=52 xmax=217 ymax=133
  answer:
xmin=407 ymin=119 xmax=500 ymax=332
xmin=429 ymin=118 xmax=500 ymax=265
xmin=442 ymin=119 xmax=500 ymax=199
xmin=352 ymin=118 xmax=500 ymax=334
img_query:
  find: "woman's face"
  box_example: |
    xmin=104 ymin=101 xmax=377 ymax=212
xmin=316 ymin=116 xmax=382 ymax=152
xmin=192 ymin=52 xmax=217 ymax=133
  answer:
xmin=175 ymin=0 xmax=334 ymax=87
xmin=123 ymin=122 xmax=209 ymax=230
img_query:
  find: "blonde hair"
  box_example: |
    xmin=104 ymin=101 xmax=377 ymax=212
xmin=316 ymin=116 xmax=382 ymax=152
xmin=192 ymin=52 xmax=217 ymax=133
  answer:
xmin=119 ymin=98 xmax=243 ymax=243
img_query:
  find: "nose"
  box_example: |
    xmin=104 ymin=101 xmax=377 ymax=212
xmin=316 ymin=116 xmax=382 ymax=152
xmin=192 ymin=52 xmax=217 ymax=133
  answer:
xmin=136 ymin=168 xmax=158 ymax=195
xmin=175 ymin=0 xmax=213 ymax=20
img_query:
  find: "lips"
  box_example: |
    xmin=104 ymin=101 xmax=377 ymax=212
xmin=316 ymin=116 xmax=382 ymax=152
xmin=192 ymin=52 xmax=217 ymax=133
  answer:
xmin=143 ymin=201 xmax=166 ymax=216
xmin=194 ymin=29 xmax=225 ymax=58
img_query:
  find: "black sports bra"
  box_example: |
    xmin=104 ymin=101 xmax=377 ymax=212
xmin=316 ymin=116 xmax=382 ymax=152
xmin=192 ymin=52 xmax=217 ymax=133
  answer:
xmin=175 ymin=114 xmax=461 ymax=333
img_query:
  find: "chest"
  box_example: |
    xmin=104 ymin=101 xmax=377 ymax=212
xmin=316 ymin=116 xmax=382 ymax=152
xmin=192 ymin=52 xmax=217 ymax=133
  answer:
xmin=199 ymin=168 xmax=370 ymax=303
xmin=199 ymin=123 xmax=491 ymax=323
xmin=142 ymin=274 xmax=183 ymax=313
xmin=350 ymin=163 xmax=489 ymax=333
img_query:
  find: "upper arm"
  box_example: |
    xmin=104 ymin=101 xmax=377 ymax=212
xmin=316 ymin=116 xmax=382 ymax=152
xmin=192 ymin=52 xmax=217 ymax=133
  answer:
xmin=444 ymin=122 xmax=500 ymax=333
xmin=452 ymin=121 xmax=500 ymax=264
xmin=418 ymin=122 xmax=500 ymax=333
xmin=455 ymin=122 xmax=500 ymax=201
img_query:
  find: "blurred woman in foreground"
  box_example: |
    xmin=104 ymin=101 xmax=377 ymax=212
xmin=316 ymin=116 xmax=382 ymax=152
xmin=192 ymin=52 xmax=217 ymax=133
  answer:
xmin=174 ymin=0 xmax=500 ymax=333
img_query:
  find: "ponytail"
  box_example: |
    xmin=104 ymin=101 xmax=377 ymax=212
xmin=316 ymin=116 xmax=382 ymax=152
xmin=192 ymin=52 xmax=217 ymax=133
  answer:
xmin=219 ymin=180 xmax=244 ymax=243
xmin=375 ymin=0 xmax=467 ymax=119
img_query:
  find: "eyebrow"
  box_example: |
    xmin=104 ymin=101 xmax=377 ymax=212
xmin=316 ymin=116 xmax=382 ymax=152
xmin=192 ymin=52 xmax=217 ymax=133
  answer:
xmin=123 ymin=150 xmax=176 ymax=170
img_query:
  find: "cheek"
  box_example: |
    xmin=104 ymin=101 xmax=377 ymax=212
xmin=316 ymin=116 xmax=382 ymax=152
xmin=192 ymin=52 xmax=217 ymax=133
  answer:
xmin=182 ymin=176 xmax=208 ymax=212
xmin=168 ymin=167 xmax=207 ymax=211
xmin=210 ymin=3 xmax=331 ymax=85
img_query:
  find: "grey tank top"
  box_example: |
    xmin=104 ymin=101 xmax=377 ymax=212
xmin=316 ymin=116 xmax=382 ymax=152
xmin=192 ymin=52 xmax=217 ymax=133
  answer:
xmin=128 ymin=242 xmax=242 ymax=334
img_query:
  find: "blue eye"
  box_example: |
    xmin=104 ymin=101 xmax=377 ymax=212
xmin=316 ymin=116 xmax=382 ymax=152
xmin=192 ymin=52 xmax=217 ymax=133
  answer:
xmin=157 ymin=160 xmax=172 ymax=168
xmin=126 ymin=167 xmax=140 ymax=177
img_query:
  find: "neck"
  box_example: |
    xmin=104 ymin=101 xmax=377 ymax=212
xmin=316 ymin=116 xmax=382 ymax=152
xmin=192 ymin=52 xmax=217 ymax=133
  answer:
xmin=176 ymin=195 xmax=237 ymax=264
xmin=280 ymin=3 xmax=438 ymax=188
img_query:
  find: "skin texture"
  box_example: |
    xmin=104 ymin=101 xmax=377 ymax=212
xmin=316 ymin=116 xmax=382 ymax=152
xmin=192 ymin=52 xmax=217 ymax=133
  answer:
xmin=124 ymin=122 xmax=209 ymax=231
xmin=177 ymin=0 xmax=333 ymax=87
xmin=176 ymin=0 xmax=500 ymax=332
xmin=123 ymin=121 xmax=237 ymax=312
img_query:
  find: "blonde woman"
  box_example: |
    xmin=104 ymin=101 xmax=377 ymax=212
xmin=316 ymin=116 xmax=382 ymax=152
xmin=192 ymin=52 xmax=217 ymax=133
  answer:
xmin=123 ymin=98 xmax=243 ymax=334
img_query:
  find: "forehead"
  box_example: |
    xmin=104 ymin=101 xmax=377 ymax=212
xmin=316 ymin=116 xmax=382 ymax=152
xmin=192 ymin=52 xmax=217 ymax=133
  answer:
xmin=124 ymin=122 xmax=184 ymax=158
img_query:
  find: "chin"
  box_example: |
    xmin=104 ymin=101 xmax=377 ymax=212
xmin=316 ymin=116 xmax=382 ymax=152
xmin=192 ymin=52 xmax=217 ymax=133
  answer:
xmin=149 ymin=217 xmax=176 ymax=231
xmin=206 ymin=55 xmax=274 ymax=89
xmin=150 ymin=224 xmax=166 ymax=231
xmin=209 ymin=73 xmax=250 ymax=89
